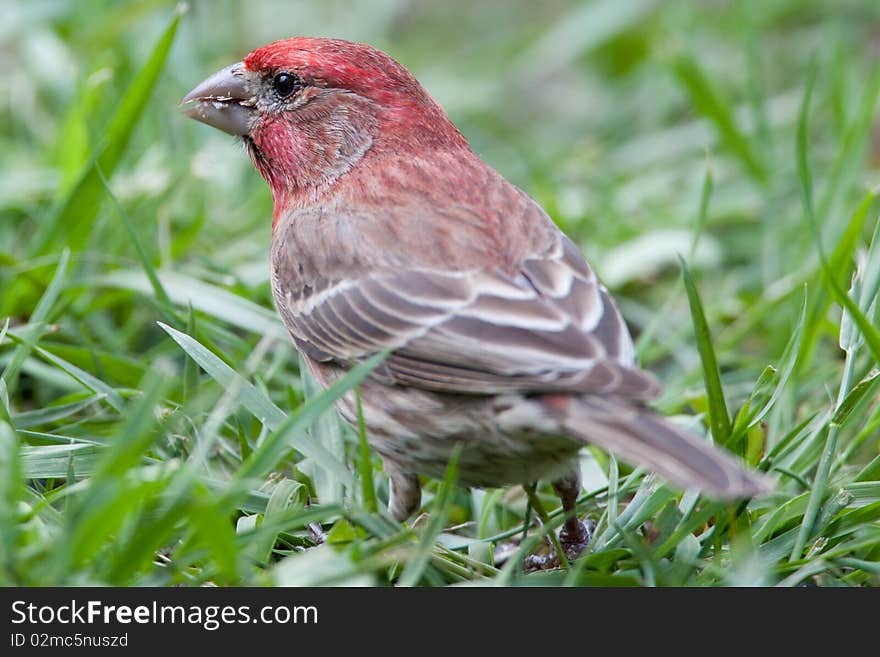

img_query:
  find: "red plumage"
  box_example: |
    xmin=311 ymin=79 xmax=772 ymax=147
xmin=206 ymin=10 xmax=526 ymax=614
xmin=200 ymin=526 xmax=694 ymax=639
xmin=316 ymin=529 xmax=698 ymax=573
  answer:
xmin=182 ymin=38 xmax=773 ymax=559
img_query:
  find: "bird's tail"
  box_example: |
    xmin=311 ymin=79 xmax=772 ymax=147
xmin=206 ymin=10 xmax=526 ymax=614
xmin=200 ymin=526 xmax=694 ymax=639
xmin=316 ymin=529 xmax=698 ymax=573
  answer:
xmin=546 ymin=395 xmax=773 ymax=500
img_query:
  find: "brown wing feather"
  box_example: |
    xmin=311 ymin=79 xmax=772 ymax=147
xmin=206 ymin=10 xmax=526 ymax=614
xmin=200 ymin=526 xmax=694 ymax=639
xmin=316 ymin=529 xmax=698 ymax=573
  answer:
xmin=272 ymin=229 xmax=659 ymax=400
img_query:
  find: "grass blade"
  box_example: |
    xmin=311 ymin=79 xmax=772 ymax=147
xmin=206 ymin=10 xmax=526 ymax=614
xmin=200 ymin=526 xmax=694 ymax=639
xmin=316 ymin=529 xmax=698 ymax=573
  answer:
xmin=100 ymin=270 xmax=286 ymax=339
xmin=29 ymin=6 xmax=184 ymax=255
xmin=231 ymin=351 xmax=389 ymax=489
xmin=679 ymin=257 xmax=732 ymax=444
xmin=796 ymin=62 xmax=880 ymax=367
xmin=356 ymin=388 xmax=377 ymax=513
xmin=798 ymin=191 xmax=875 ymax=370
xmin=158 ymin=322 xmax=286 ymax=427
xmin=689 ymin=162 xmax=714 ymax=260
xmin=19 ymin=444 xmax=104 ymax=479
xmin=97 ymin=167 xmax=180 ymax=326
xmin=398 ymin=445 xmax=461 ymax=587
xmin=1 ymin=249 xmax=69 ymax=390
xmin=299 ymin=354 xmax=347 ymax=505
xmin=673 ymin=54 xmax=767 ymax=183
xmin=790 ymin=59 xmax=874 ymax=560
xmin=4 ymin=336 xmax=125 ymax=412
xmin=0 ymin=422 xmax=21 ymax=582
xmin=11 ymin=393 xmax=106 ymax=430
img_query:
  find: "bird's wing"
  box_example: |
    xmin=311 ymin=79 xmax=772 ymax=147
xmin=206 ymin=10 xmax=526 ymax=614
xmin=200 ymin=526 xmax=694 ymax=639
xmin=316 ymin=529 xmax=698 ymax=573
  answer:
xmin=272 ymin=232 xmax=660 ymax=400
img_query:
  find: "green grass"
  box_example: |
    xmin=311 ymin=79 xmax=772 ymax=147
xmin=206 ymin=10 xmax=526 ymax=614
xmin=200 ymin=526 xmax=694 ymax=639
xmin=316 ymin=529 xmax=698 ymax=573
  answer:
xmin=2 ymin=0 xmax=879 ymax=586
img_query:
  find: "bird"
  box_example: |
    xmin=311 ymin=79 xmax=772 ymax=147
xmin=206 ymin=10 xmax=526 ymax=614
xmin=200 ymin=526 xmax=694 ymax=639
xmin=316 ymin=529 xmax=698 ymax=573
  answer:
xmin=181 ymin=37 xmax=772 ymax=560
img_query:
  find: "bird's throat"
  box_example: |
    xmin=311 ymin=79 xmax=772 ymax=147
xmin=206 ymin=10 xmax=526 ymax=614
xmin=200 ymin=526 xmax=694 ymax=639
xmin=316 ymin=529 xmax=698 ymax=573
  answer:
xmin=249 ymin=97 xmax=379 ymax=224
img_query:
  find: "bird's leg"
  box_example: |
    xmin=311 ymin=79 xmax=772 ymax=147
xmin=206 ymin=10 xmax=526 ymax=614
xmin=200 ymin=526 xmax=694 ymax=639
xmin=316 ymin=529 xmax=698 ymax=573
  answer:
xmin=385 ymin=463 xmax=422 ymax=522
xmin=523 ymin=482 xmax=570 ymax=570
xmin=552 ymin=470 xmax=592 ymax=561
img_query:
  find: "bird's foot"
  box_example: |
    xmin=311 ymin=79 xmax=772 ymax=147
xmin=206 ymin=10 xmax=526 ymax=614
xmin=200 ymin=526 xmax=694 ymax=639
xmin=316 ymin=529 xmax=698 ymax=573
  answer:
xmin=523 ymin=549 xmax=558 ymax=571
xmin=523 ymin=519 xmax=594 ymax=571
xmin=308 ymin=521 xmax=328 ymax=546
xmin=560 ymin=518 xmax=594 ymax=562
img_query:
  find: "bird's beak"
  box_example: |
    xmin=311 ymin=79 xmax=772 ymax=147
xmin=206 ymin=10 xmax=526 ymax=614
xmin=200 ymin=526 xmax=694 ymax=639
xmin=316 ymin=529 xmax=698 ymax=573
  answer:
xmin=180 ymin=62 xmax=256 ymax=136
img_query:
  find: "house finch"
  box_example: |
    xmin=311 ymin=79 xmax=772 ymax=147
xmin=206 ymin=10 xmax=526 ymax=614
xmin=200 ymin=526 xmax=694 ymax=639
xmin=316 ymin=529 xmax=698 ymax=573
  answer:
xmin=182 ymin=38 xmax=772 ymax=557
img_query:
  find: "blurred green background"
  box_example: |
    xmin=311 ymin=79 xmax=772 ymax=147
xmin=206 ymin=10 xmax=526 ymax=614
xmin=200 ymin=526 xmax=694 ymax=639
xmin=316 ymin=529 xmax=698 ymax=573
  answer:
xmin=1 ymin=0 xmax=879 ymax=586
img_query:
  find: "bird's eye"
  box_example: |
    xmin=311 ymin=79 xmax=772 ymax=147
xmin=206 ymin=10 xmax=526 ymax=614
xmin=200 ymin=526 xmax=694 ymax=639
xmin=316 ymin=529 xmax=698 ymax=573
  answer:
xmin=272 ymin=72 xmax=300 ymax=99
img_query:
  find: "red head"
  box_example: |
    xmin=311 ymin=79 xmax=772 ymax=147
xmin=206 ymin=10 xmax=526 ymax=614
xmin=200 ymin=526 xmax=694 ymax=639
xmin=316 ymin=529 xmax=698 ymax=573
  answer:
xmin=244 ymin=38 xmax=438 ymax=115
xmin=182 ymin=38 xmax=467 ymax=215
